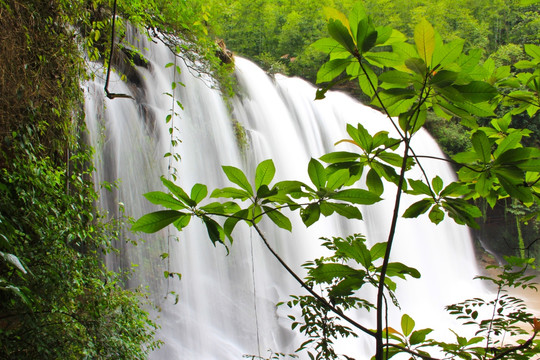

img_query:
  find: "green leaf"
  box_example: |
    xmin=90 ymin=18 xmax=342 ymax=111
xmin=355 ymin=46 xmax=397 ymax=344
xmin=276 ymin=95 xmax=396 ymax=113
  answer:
xmin=320 ymin=151 xmax=360 ymax=163
xmin=325 ymin=202 xmax=363 ymax=220
xmin=132 ymin=210 xmax=185 ymax=233
xmin=330 ymin=189 xmax=381 ymax=204
xmin=263 ymin=206 xmax=292 ymax=231
xmin=348 ymin=1 xmax=368 ymax=41
xmin=494 ymin=132 xmax=522 ymax=158
xmin=143 ymin=191 xmax=187 ymax=210
xmin=161 ymin=177 xmax=196 ymax=207
xmin=358 ymin=63 xmax=378 ymax=98
xmin=432 ymin=38 xmax=464 ymax=67
xmin=379 ymin=70 xmax=414 ymax=86
xmin=409 ymin=328 xmax=433 ymax=345
xmin=364 ymin=51 xmax=402 ymax=68
xmin=308 ymin=158 xmax=326 ymax=190
xmin=428 ymin=205 xmax=445 ymax=225
xmin=317 ymin=59 xmax=351 ymax=83
xmin=301 ymin=203 xmax=321 ymax=227
xmin=453 ymin=82 xmax=498 ymax=103
xmin=335 ymin=239 xmax=371 ymax=268
xmin=385 ymin=262 xmax=421 ymax=279
xmin=524 ymin=44 xmax=540 ymax=61
xmin=310 ymin=263 xmax=360 ymax=283
xmin=173 ymin=214 xmax=191 ymax=230
xmin=255 ymin=159 xmax=276 ymax=189
xmin=370 ymin=242 xmax=387 ymax=261
xmin=414 ymin=19 xmax=435 ymax=66
xmin=407 ymin=179 xmax=432 ymax=196
xmin=211 ymin=187 xmax=251 ymax=200
xmin=311 ymin=37 xmax=345 ymax=55
xmin=202 ymin=216 xmax=225 ymax=246
xmin=432 ymin=176 xmax=443 ymax=194
xmin=401 ymin=314 xmax=415 ymax=337
xmin=471 ymin=130 xmax=491 ymax=164
xmin=356 ymin=18 xmax=377 ymax=53
xmin=405 ymin=57 xmax=427 ymax=75
xmin=222 ymin=166 xmax=253 ymax=196
xmin=328 ymin=18 xmax=356 ymax=54
xmin=366 ymin=168 xmax=384 ymax=196
xmin=224 ymin=209 xmax=249 ymax=241
xmin=430 ymin=70 xmax=458 ymax=87
xmin=190 ymin=183 xmax=208 ymax=204
xmin=402 ymin=199 xmax=433 ymax=218
xmin=347 ymin=123 xmax=373 ymax=152
xmin=326 ymin=169 xmax=349 ymax=190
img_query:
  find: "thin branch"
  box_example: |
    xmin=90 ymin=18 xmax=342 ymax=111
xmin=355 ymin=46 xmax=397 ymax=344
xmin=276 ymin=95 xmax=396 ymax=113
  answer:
xmin=490 ymin=331 xmax=538 ymax=360
xmin=251 ymin=223 xmax=377 ymax=338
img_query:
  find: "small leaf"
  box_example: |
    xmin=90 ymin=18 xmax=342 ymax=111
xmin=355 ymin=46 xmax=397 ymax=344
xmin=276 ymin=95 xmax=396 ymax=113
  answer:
xmin=471 ymin=130 xmax=491 ymax=164
xmin=366 ymin=168 xmax=384 ymax=196
xmin=301 ymin=203 xmax=321 ymax=227
xmin=403 ymin=199 xmax=433 ymax=218
xmin=428 ymin=205 xmax=444 ymax=225
xmin=143 ymin=191 xmax=187 ymax=210
xmin=317 ymin=59 xmax=351 ymax=83
xmin=263 ymin=206 xmax=292 ymax=231
xmin=330 ymin=188 xmax=381 ymax=205
xmin=401 ymin=314 xmax=415 ymax=337
xmin=255 ymin=159 xmax=276 ymax=189
xmin=222 ymin=166 xmax=253 ymax=196
xmin=132 ymin=210 xmax=185 ymax=233
xmin=190 ymin=183 xmax=208 ymax=204
xmin=328 ymin=18 xmax=356 ymax=53
xmin=308 ymin=158 xmax=326 ymax=190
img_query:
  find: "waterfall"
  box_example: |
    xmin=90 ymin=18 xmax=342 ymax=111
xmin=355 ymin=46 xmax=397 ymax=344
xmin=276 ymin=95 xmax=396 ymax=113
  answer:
xmin=84 ymin=29 xmax=484 ymax=359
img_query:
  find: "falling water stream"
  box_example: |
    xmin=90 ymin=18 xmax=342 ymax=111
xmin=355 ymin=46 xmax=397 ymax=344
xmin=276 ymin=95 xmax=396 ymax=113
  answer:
xmin=84 ymin=29 xmax=485 ymax=359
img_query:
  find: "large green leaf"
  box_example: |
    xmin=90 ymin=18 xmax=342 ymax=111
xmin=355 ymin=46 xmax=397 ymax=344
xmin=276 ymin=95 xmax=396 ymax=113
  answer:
xmin=453 ymin=82 xmax=498 ymax=103
xmin=330 ymin=188 xmax=381 ymax=204
xmin=320 ymin=151 xmax=361 ymax=163
xmin=414 ymin=19 xmax=435 ymax=66
xmin=311 ymin=37 xmax=345 ymax=55
xmin=310 ymin=263 xmax=361 ymax=283
xmin=202 ymin=216 xmax=225 ymax=246
xmin=335 ymin=239 xmax=371 ymax=268
xmin=401 ymin=314 xmax=415 ymax=337
xmin=366 ymin=168 xmax=384 ymax=196
xmin=308 ymin=158 xmax=326 ymax=190
xmin=402 ymin=199 xmax=433 ymax=218
xmin=432 ymin=38 xmax=464 ymax=68
xmin=326 ymin=169 xmax=349 ymax=190
xmin=301 ymin=203 xmax=321 ymax=227
xmin=255 ymin=159 xmax=276 ymax=189
xmin=471 ymin=130 xmax=491 ymax=164
xmin=325 ymin=202 xmax=363 ymax=220
xmin=222 ymin=165 xmax=253 ymax=196
xmin=211 ymin=187 xmax=251 ymax=200
xmin=327 ymin=18 xmax=356 ymax=54
xmin=317 ymin=58 xmax=351 ymax=83
xmin=161 ymin=177 xmax=196 ymax=207
xmin=364 ymin=51 xmax=402 ymax=68
xmin=348 ymin=1 xmax=368 ymax=40
xmin=190 ymin=183 xmax=208 ymax=204
xmin=358 ymin=63 xmax=378 ymax=98
xmin=347 ymin=123 xmax=373 ymax=152
xmin=263 ymin=206 xmax=292 ymax=231
xmin=132 ymin=210 xmax=185 ymax=233
xmin=143 ymin=191 xmax=187 ymax=210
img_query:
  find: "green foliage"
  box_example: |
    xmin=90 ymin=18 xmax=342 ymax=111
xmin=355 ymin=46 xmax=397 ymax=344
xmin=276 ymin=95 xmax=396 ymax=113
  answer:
xmin=136 ymin=1 xmax=540 ymax=359
xmin=0 ymin=135 xmax=160 ymax=359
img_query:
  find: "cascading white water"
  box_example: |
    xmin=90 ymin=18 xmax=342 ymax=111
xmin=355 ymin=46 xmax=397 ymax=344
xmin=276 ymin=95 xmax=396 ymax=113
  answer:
xmin=84 ymin=29 xmax=485 ymax=359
